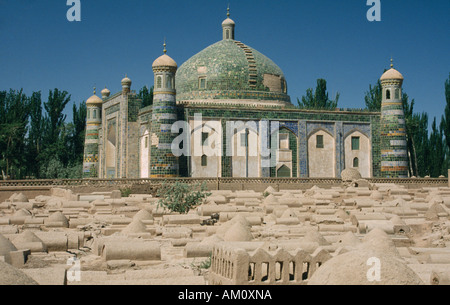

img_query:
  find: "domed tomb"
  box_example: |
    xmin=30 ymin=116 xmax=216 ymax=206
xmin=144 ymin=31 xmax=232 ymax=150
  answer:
xmin=175 ymin=15 xmax=291 ymax=107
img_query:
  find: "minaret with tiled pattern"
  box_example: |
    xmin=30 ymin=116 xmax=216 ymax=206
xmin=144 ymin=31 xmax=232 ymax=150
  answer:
xmin=380 ymin=59 xmax=409 ymax=178
xmin=150 ymin=43 xmax=179 ymax=177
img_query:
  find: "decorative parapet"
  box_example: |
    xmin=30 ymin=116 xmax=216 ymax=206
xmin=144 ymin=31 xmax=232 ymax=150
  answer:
xmin=209 ymin=243 xmax=331 ymax=285
xmin=0 ymin=177 xmax=447 ymax=188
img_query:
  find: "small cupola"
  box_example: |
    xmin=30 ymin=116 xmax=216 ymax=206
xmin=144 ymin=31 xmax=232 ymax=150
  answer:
xmin=101 ymin=87 xmax=111 ymax=99
xmin=222 ymin=6 xmax=235 ymax=40
xmin=86 ymin=87 xmax=103 ymax=105
xmin=121 ymin=74 xmax=132 ymax=95
xmin=152 ymin=41 xmax=177 ymax=94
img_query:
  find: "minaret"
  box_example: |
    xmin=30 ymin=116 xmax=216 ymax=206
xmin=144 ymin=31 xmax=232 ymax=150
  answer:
xmin=222 ymin=5 xmax=235 ymax=40
xmin=82 ymin=88 xmax=103 ymax=178
xmin=121 ymin=74 xmax=132 ymax=95
xmin=379 ymin=59 xmax=409 ymax=178
xmin=150 ymin=42 xmax=179 ymax=177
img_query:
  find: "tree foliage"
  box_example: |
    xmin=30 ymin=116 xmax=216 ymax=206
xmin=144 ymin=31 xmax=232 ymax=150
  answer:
xmin=429 ymin=118 xmax=446 ymax=177
xmin=0 ymin=89 xmax=30 ymax=179
xmin=157 ymin=181 xmax=211 ymax=214
xmin=139 ymin=85 xmax=154 ymax=108
xmin=0 ymin=89 xmax=85 ymax=179
xmin=441 ymin=74 xmax=450 ymax=152
xmin=364 ymin=80 xmax=383 ymax=111
xmin=0 ymin=85 xmax=155 ymax=180
xmin=297 ymin=79 xmax=339 ymax=110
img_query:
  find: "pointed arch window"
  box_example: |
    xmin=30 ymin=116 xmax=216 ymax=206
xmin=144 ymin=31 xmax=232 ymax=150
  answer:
xmin=353 ymin=157 xmax=359 ymax=168
xmin=386 ymin=89 xmax=391 ymax=100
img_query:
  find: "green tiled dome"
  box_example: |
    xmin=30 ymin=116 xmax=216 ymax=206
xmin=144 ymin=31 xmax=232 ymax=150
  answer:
xmin=175 ymin=39 xmax=291 ymax=105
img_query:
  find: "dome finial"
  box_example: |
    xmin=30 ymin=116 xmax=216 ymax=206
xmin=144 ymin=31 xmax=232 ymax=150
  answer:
xmin=222 ymin=4 xmax=235 ymax=40
xmin=93 ymin=87 xmax=96 ymax=95
xmin=163 ymin=38 xmax=167 ymax=54
xmin=390 ymin=57 xmax=394 ymax=69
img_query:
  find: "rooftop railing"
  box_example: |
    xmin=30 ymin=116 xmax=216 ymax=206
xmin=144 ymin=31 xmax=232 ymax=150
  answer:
xmin=0 ymin=177 xmax=447 ymax=188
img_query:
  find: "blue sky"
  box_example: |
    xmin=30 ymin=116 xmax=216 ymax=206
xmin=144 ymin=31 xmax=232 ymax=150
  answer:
xmin=0 ymin=0 xmax=449 ymax=125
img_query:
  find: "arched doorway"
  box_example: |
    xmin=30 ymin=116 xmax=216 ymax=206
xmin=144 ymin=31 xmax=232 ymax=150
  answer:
xmin=277 ymin=165 xmax=291 ymax=178
xmin=106 ymin=124 xmax=116 ymax=178
xmin=308 ymin=129 xmax=335 ymax=177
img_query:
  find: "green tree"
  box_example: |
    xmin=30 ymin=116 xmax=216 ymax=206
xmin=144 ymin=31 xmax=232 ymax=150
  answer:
xmin=429 ymin=117 xmax=446 ymax=177
xmin=0 ymin=87 xmax=87 ymax=180
xmin=364 ymin=80 xmax=383 ymax=111
xmin=297 ymin=79 xmax=339 ymax=110
xmin=139 ymin=86 xmax=154 ymax=108
xmin=441 ymin=74 xmax=450 ymax=152
xmin=43 ymin=89 xmax=71 ymax=144
xmin=70 ymin=101 xmax=87 ymax=164
xmin=26 ymin=91 xmax=43 ymax=178
xmin=0 ymin=89 xmax=30 ymax=179
xmin=39 ymin=89 xmax=71 ymax=174
xmin=411 ymin=112 xmax=430 ymax=177
xmin=402 ymin=93 xmax=416 ymax=176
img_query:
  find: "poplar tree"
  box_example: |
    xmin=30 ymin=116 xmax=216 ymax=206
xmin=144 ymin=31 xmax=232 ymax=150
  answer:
xmin=429 ymin=118 xmax=445 ymax=177
xmin=139 ymin=85 xmax=154 ymax=108
xmin=26 ymin=91 xmax=43 ymax=178
xmin=364 ymin=80 xmax=383 ymax=111
xmin=0 ymin=89 xmax=30 ymax=179
xmin=297 ymin=79 xmax=339 ymax=110
xmin=441 ymin=74 xmax=450 ymax=152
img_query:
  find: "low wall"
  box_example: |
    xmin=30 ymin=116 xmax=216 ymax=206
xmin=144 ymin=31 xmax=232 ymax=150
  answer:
xmin=0 ymin=177 xmax=448 ymax=199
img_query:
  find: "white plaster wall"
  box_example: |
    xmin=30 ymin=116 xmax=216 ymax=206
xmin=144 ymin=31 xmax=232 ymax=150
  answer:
xmin=106 ymin=124 xmax=117 ymax=178
xmin=231 ymin=128 xmax=259 ymax=178
xmin=344 ymin=131 xmax=371 ymax=178
xmin=276 ymin=150 xmax=292 ymax=177
xmin=140 ymin=130 xmax=149 ymax=178
xmin=106 ymin=141 xmax=116 ymax=178
xmin=190 ymin=120 xmax=222 ymax=178
xmin=308 ymin=130 xmax=335 ymax=178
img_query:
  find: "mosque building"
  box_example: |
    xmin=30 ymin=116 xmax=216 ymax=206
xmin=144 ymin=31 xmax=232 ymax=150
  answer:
xmin=82 ymin=10 xmax=408 ymax=179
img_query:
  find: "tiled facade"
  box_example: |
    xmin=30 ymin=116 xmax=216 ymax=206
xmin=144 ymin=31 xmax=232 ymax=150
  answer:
xmin=149 ymin=94 xmax=179 ymax=178
xmin=178 ymin=106 xmax=380 ymax=178
xmin=82 ymin=13 xmax=407 ymax=180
